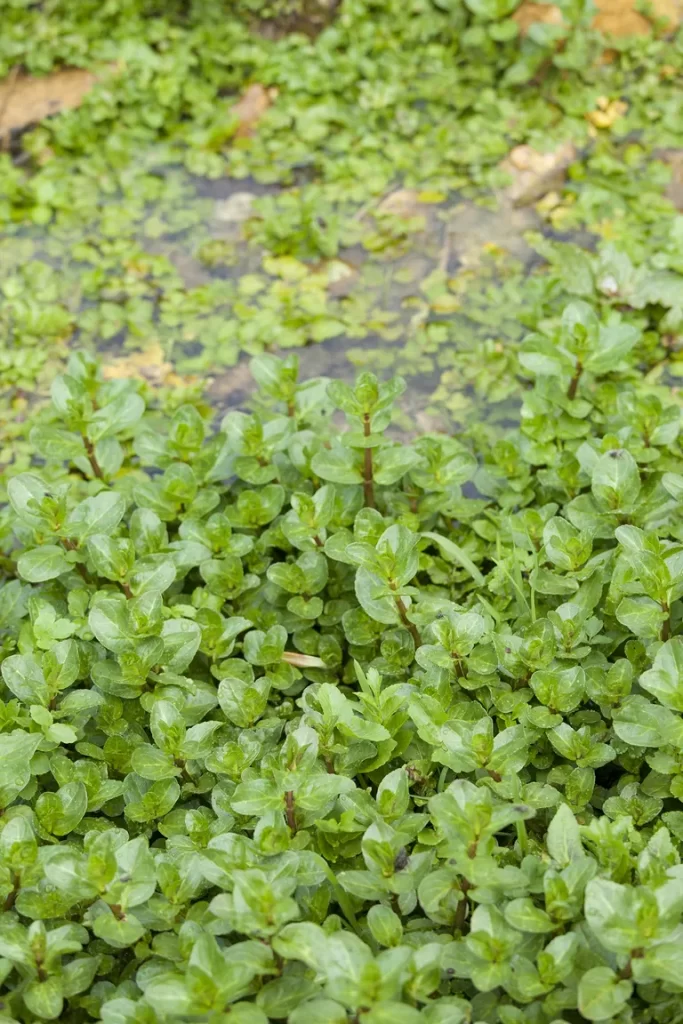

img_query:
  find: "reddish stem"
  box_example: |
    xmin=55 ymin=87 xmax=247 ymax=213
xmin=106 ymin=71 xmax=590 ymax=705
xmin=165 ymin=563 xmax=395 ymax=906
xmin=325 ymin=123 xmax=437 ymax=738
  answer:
xmin=362 ymin=413 xmax=375 ymax=509
xmin=284 ymin=791 xmax=297 ymax=833
xmin=567 ymin=362 xmax=583 ymax=400
xmin=395 ymin=595 xmax=421 ymax=647
xmin=82 ymin=436 xmax=104 ymax=480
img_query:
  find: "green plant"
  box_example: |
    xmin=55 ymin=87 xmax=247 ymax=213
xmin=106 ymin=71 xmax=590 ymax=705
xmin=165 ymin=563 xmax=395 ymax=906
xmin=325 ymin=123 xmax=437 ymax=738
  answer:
xmin=1 ymin=340 xmax=683 ymax=1022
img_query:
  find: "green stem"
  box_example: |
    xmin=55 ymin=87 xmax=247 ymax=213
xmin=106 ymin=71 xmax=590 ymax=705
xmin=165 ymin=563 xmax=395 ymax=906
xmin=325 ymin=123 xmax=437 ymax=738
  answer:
xmin=321 ymin=863 xmax=368 ymax=944
xmin=516 ymin=819 xmax=528 ymax=857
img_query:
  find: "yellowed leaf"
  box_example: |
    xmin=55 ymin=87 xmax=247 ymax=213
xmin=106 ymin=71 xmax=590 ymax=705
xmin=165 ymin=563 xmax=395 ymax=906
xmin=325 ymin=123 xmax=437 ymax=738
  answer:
xmin=101 ymin=345 xmax=195 ymax=388
xmin=586 ymin=97 xmax=628 ymax=128
xmin=431 ymin=294 xmax=461 ymax=314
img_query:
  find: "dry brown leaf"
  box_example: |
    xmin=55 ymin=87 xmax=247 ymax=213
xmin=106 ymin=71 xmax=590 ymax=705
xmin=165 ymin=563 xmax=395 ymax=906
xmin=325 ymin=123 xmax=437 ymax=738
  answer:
xmin=501 ymin=141 xmax=576 ymax=207
xmin=231 ymin=84 xmax=276 ymax=138
xmin=0 ymin=68 xmax=98 ymax=137
xmin=512 ymin=2 xmax=565 ymax=34
xmin=592 ymin=0 xmax=680 ymax=35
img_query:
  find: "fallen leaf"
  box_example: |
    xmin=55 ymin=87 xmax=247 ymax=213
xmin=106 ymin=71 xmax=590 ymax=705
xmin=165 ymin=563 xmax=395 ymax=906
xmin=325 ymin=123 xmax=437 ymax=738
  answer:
xmin=586 ymin=96 xmax=628 ymax=128
xmin=231 ymin=84 xmax=276 ymax=138
xmin=102 ymin=345 xmax=196 ymax=388
xmin=592 ymin=0 xmax=679 ymax=35
xmin=0 ymin=68 xmax=98 ymax=137
xmin=512 ymin=2 xmax=565 ymax=34
xmin=501 ymin=141 xmax=576 ymax=207
xmin=214 ymin=192 xmax=257 ymax=224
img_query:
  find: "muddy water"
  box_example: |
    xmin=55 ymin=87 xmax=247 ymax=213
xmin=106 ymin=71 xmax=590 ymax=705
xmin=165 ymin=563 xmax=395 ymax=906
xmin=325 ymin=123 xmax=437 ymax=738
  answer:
xmin=130 ymin=170 xmax=544 ymax=428
xmin=1 ymin=160 xmax=553 ymax=429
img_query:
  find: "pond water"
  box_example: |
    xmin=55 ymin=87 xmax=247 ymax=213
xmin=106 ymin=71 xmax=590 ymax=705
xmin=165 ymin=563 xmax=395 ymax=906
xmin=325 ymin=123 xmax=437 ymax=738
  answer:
xmin=2 ymin=159 xmax=562 ymax=433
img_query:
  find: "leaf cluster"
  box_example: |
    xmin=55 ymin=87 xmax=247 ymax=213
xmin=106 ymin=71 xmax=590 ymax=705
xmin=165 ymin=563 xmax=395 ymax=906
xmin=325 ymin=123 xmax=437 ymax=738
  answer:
xmin=2 ymin=344 xmax=683 ymax=1022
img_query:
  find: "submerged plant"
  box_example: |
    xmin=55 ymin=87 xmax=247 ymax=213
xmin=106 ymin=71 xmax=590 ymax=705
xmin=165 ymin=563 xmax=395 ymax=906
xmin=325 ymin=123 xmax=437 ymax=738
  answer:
xmin=0 ymin=338 xmax=683 ymax=1022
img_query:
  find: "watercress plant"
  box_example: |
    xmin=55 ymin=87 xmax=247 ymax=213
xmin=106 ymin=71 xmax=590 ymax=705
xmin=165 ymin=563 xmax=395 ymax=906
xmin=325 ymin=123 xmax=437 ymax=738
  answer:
xmin=1 ymin=339 xmax=683 ymax=1023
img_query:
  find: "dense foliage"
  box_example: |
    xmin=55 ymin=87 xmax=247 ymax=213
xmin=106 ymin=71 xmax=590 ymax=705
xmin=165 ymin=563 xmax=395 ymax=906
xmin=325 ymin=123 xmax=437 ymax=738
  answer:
xmin=2 ymin=0 xmax=683 ymax=1022
xmin=1 ymin=333 xmax=683 ymax=1023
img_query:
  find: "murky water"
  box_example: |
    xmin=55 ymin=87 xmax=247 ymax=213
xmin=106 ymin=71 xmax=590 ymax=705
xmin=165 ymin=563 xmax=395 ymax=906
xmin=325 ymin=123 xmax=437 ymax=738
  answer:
xmin=1 ymin=158 xmax=562 ymax=428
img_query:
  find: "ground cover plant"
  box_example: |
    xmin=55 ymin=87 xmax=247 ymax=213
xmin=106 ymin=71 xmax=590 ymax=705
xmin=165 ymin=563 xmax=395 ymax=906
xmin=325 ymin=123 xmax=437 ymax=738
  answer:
xmin=1 ymin=335 xmax=683 ymax=1023
xmin=2 ymin=0 xmax=683 ymax=435
xmin=3 ymin=0 xmax=683 ymax=1022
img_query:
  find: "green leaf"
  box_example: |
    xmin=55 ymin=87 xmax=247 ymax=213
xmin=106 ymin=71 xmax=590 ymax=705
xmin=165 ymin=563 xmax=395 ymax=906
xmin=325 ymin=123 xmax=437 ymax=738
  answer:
xmin=577 ymin=966 xmax=632 ymax=1020
xmin=421 ymin=532 xmax=485 ymax=585
xmin=23 ymin=977 xmax=64 ymax=1021
xmin=1 ymin=654 xmax=49 ymax=705
xmin=36 ymin=782 xmax=88 ymax=836
xmin=0 ymin=730 xmax=42 ymax=801
xmin=546 ymin=803 xmax=584 ymax=866
xmin=591 ymin=449 xmax=640 ymax=512
xmin=639 ymin=638 xmax=683 ymax=710
xmin=311 ymin=445 xmax=362 ymax=485
xmin=64 ymin=491 xmax=127 ymax=543
xmin=17 ymin=545 xmax=72 ymax=582
xmin=612 ymin=696 xmax=679 ymax=748
xmin=89 ymin=596 xmax=133 ymax=653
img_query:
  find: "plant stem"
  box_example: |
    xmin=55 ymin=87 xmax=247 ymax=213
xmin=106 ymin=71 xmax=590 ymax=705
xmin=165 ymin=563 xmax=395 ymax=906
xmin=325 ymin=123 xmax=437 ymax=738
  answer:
xmin=395 ymin=594 xmax=421 ymax=647
xmin=61 ymin=537 xmax=95 ymax=585
xmin=454 ymin=879 xmax=472 ymax=934
xmin=3 ymin=873 xmax=20 ymax=911
xmin=516 ymin=819 xmax=529 ymax=857
xmin=320 ymin=862 xmax=367 ymax=944
xmin=661 ymin=603 xmax=671 ymax=641
xmin=82 ymin=436 xmax=104 ymax=480
xmin=567 ymin=361 xmax=583 ymax=400
xmin=284 ymin=790 xmax=297 ymax=833
xmin=362 ymin=412 xmax=375 ymax=509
